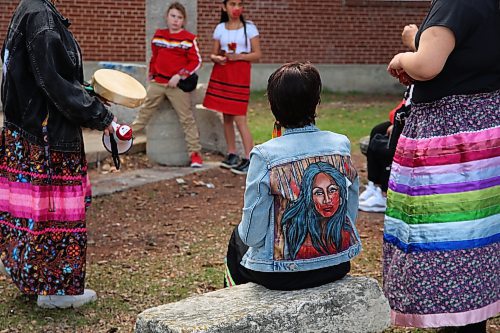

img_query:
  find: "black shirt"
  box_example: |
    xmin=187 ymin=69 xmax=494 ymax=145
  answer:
xmin=413 ymin=0 xmax=500 ymax=103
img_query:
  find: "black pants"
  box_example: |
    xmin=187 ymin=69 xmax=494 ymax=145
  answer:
xmin=225 ymin=227 xmax=350 ymax=291
xmin=367 ymin=121 xmax=395 ymax=192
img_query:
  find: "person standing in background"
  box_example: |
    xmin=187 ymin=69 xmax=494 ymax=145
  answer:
xmin=359 ymin=24 xmax=417 ymax=213
xmin=203 ymin=0 xmax=262 ymax=175
xmin=132 ymin=2 xmax=203 ymax=168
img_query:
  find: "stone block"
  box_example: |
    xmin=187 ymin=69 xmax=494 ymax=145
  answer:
xmin=147 ymin=84 xmax=243 ymax=166
xmin=360 ymin=135 xmax=370 ymax=156
xmin=135 ymin=276 xmax=391 ymax=333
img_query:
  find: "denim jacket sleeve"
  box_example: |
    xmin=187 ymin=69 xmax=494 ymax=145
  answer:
xmin=238 ymin=147 xmax=273 ymax=248
xmin=348 ymin=175 xmax=360 ymax=225
xmin=26 ymin=15 xmax=113 ymax=130
xmin=344 ymin=140 xmax=360 ymax=225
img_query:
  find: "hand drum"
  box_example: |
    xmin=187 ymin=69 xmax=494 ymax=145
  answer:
xmin=91 ymin=69 xmax=147 ymax=108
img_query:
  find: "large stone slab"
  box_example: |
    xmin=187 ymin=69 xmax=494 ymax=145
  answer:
xmin=135 ymin=276 xmax=391 ymax=333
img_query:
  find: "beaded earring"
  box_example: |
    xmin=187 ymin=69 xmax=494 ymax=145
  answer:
xmin=272 ymin=121 xmax=282 ymax=138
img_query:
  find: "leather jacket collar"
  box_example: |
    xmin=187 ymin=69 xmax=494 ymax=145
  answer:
xmin=42 ymin=0 xmax=71 ymax=27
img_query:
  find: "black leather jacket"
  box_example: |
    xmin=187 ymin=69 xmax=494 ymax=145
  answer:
xmin=1 ymin=0 xmax=113 ymax=152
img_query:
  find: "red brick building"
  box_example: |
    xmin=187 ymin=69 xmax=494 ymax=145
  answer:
xmin=1 ymin=0 xmax=429 ymax=64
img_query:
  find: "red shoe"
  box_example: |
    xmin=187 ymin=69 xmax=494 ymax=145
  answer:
xmin=190 ymin=152 xmax=203 ymax=168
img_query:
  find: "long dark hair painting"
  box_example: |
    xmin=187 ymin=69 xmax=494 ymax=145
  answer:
xmin=270 ymin=156 xmax=358 ymax=261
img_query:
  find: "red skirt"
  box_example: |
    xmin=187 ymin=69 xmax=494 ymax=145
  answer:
xmin=203 ymin=61 xmax=251 ymax=116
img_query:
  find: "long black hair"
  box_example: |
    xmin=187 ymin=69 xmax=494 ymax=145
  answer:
xmin=281 ymin=162 xmax=349 ymax=260
xmin=220 ymin=1 xmax=248 ymax=48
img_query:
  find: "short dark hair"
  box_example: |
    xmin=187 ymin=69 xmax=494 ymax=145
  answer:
xmin=267 ymin=62 xmax=322 ymax=128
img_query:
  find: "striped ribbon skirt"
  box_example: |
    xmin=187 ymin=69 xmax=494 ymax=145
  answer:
xmin=383 ymin=90 xmax=500 ymax=328
xmin=203 ymin=61 xmax=251 ymax=116
xmin=0 ymin=126 xmax=90 ymax=295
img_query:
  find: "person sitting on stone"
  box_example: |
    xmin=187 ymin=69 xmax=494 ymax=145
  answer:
xmin=359 ymin=87 xmax=412 ymax=213
xmin=131 ymin=2 xmax=203 ymax=168
xmin=359 ymin=23 xmax=417 ymax=213
xmin=224 ymin=62 xmax=361 ymax=290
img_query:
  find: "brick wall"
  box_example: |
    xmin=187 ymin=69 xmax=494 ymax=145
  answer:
xmin=197 ymin=0 xmax=429 ymax=64
xmin=0 ymin=2 xmax=18 ymax=48
xmin=1 ymin=0 xmax=429 ymax=64
xmin=0 ymin=0 xmax=146 ymax=62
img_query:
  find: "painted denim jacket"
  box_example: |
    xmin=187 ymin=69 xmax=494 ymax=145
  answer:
xmin=238 ymin=125 xmax=361 ymax=272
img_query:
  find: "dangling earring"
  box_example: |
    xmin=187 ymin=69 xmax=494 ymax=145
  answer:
xmin=272 ymin=121 xmax=282 ymax=138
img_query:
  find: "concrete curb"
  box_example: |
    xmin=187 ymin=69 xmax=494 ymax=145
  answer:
xmin=90 ymin=161 xmax=220 ymax=197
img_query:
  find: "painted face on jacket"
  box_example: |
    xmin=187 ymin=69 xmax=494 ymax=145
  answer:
xmin=312 ymin=172 xmax=340 ymax=218
xmin=166 ymin=8 xmax=185 ymax=33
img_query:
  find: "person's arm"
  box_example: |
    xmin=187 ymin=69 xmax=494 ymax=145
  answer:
xmin=226 ymin=36 xmax=262 ymax=62
xmin=169 ymin=37 xmax=202 ymax=88
xmin=179 ymin=37 xmax=202 ymax=77
xmin=388 ymin=26 xmax=455 ymax=82
xmin=237 ymin=147 xmax=272 ymax=248
xmin=401 ymin=24 xmax=418 ymax=51
xmin=209 ymin=39 xmax=227 ymax=65
xmin=27 ymin=28 xmax=113 ymax=130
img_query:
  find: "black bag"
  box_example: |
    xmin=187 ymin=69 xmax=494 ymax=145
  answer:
xmin=153 ymin=73 xmax=199 ymax=93
xmin=177 ymin=73 xmax=199 ymax=92
xmin=388 ymin=85 xmax=413 ymax=150
xmin=388 ymin=103 xmax=411 ymax=150
xmin=369 ymin=133 xmax=392 ymax=159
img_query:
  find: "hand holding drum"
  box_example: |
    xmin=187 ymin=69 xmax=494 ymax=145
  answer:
xmin=86 ymin=69 xmax=147 ymax=162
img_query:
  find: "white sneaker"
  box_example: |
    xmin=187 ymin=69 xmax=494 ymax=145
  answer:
xmin=359 ymin=187 xmax=387 ymax=213
xmin=359 ymin=181 xmax=376 ymax=203
xmin=37 ymin=289 xmax=97 ymax=309
xmin=0 ymin=260 xmax=8 ymax=276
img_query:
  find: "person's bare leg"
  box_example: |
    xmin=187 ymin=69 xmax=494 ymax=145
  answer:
xmin=223 ymin=114 xmax=237 ymax=154
xmin=234 ymin=115 xmax=254 ymax=158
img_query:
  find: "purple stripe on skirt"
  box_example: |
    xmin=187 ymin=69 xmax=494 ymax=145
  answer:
xmin=389 ymin=176 xmax=500 ymax=196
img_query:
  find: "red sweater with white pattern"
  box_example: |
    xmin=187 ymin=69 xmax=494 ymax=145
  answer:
xmin=149 ymin=29 xmax=202 ymax=84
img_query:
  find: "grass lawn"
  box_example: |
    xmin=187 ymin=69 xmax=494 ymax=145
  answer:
xmin=248 ymin=90 xmax=400 ymax=148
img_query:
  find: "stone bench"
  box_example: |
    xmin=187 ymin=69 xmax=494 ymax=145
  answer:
xmin=135 ymin=276 xmax=391 ymax=333
xmin=360 ymin=135 xmax=370 ymax=156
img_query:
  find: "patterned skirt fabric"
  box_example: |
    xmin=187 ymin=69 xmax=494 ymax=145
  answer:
xmin=383 ymin=90 xmax=500 ymax=328
xmin=0 ymin=126 xmax=91 ymax=295
xmin=203 ymin=61 xmax=251 ymax=116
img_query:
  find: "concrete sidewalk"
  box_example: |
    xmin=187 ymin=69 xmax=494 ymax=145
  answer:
xmin=85 ymin=131 xmax=219 ymax=197
xmin=90 ymin=162 xmax=219 ymax=197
